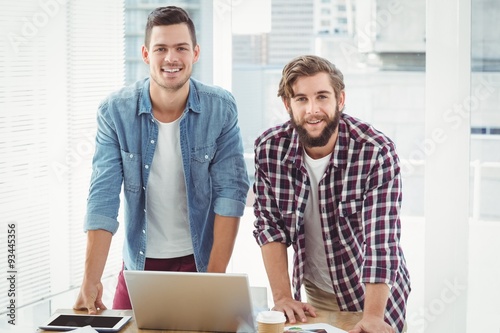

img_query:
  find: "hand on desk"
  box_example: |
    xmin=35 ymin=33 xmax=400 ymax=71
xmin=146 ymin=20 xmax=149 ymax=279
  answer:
xmin=73 ymin=280 xmax=108 ymax=315
xmin=271 ymin=297 xmax=317 ymax=324
xmin=348 ymin=314 xmax=394 ymax=333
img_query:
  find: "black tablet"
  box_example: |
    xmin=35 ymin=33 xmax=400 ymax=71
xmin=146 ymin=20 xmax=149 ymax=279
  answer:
xmin=39 ymin=313 xmax=132 ymax=332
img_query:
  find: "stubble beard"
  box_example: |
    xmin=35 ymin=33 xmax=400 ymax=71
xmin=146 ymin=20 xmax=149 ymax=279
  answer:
xmin=151 ymin=69 xmax=190 ymax=93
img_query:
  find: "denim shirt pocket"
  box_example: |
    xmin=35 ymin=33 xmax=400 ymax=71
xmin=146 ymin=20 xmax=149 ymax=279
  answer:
xmin=190 ymin=143 xmax=216 ymax=191
xmin=121 ymin=150 xmax=142 ymax=193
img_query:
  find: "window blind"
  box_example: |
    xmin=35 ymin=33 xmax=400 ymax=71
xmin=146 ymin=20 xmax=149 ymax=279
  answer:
xmin=0 ymin=2 xmax=53 ymax=310
xmin=65 ymin=0 xmax=125 ymax=289
xmin=0 ymin=0 xmax=125 ymax=312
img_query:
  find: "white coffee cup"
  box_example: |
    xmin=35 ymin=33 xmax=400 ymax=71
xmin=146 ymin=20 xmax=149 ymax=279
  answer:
xmin=256 ymin=310 xmax=286 ymax=333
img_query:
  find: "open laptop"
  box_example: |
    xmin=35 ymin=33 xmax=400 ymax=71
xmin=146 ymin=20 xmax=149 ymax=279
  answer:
xmin=124 ymin=270 xmax=257 ymax=332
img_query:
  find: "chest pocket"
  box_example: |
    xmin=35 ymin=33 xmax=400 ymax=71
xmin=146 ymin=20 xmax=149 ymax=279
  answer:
xmin=337 ymin=199 xmax=363 ymax=244
xmin=121 ymin=150 xmax=142 ymax=193
xmin=190 ymin=144 xmax=216 ymax=191
xmin=338 ymin=199 xmax=363 ymax=218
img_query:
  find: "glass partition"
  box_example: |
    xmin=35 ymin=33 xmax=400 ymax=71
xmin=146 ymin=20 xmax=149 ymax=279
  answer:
xmin=467 ymin=0 xmax=500 ymax=330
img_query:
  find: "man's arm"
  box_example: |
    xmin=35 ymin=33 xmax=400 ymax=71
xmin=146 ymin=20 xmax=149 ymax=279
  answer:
xmin=350 ymin=142 xmax=403 ymax=333
xmin=73 ymin=229 xmax=112 ymax=314
xmin=348 ymin=283 xmax=394 ymax=333
xmin=206 ymin=214 xmax=240 ymax=272
xmin=261 ymin=242 xmax=316 ymax=324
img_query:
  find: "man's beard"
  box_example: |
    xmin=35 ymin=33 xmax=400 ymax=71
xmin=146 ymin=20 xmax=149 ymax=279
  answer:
xmin=289 ymin=106 xmax=341 ymax=148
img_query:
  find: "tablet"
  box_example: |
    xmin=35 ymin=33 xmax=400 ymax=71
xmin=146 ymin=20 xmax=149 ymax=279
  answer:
xmin=39 ymin=313 xmax=132 ymax=332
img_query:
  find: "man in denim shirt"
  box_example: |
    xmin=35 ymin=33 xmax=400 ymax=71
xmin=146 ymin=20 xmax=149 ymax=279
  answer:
xmin=74 ymin=6 xmax=249 ymax=313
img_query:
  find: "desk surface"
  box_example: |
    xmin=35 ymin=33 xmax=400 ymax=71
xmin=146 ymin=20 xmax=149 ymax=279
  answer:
xmin=39 ymin=308 xmax=362 ymax=333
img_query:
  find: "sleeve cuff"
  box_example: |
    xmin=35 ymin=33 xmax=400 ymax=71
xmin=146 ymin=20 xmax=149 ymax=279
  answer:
xmin=361 ymin=266 xmax=397 ymax=289
xmin=84 ymin=213 xmax=119 ymax=235
xmin=213 ymin=197 xmax=246 ymax=217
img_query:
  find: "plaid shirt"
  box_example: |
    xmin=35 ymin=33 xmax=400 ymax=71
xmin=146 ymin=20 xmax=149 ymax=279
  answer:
xmin=253 ymin=113 xmax=410 ymax=332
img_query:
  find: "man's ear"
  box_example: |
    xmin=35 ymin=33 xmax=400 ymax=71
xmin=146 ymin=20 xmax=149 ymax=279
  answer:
xmin=193 ymin=44 xmax=200 ymax=64
xmin=338 ymin=90 xmax=346 ymax=112
xmin=282 ymin=97 xmax=291 ymax=112
xmin=141 ymin=45 xmax=150 ymax=65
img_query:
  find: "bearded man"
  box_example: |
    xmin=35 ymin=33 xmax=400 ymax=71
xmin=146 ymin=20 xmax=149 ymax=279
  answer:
xmin=252 ymin=55 xmax=410 ymax=333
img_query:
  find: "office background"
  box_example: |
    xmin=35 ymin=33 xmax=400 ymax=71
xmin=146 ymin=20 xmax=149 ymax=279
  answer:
xmin=0 ymin=0 xmax=499 ymax=332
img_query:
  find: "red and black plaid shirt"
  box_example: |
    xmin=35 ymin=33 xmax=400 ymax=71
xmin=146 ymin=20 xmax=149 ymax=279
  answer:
xmin=253 ymin=113 xmax=410 ymax=332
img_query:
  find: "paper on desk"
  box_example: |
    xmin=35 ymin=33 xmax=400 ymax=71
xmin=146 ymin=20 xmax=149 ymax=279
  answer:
xmin=67 ymin=325 xmax=99 ymax=333
xmin=285 ymin=322 xmax=348 ymax=333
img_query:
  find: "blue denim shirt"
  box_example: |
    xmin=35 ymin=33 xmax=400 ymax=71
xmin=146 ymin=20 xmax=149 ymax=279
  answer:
xmin=84 ymin=78 xmax=250 ymax=272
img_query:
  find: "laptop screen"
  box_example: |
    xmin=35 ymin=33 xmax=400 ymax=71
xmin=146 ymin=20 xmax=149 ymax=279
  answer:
xmin=124 ymin=270 xmax=257 ymax=333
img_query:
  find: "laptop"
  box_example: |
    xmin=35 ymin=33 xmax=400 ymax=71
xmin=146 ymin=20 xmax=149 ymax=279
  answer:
xmin=124 ymin=270 xmax=257 ymax=332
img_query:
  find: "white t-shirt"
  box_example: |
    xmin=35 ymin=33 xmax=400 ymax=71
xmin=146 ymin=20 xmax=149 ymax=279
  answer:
xmin=303 ymin=151 xmax=335 ymax=293
xmin=145 ymin=117 xmax=193 ymax=258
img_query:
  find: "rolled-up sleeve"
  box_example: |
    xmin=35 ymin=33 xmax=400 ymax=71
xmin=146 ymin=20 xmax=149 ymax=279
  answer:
xmin=361 ymin=143 xmax=402 ymax=287
xmin=252 ymin=137 xmax=291 ymax=247
xmin=84 ymin=101 xmax=123 ymax=235
xmin=210 ymin=95 xmax=250 ymax=218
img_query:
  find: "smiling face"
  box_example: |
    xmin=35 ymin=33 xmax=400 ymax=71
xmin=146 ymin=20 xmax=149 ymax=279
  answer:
xmin=142 ymin=23 xmax=200 ymax=93
xmin=285 ymin=72 xmax=345 ymax=158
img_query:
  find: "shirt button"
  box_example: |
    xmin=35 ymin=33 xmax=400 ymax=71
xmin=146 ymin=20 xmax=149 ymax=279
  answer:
xmin=142 ymin=230 xmax=146 ymax=234
xmin=150 ymin=140 xmax=155 ymax=144
xmin=142 ymin=187 xmax=146 ymax=190
xmin=129 ymin=154 xmax=133 ymax=158
xmin=204 ymin=154 xmax=209 ymax=159
xmin=145 ymin=165 xmax=149 ymax=169
xmin=139 ymin=251 xmax=144 ymax=255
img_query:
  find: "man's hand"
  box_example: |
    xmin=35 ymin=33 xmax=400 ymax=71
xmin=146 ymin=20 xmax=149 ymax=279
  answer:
xmin=260 ymin=243 xmax=316 ymax=324
xmin=271 ymin=296 xmax=317 ymax=324
xmin=349 ymin=283 xmax=393 ymax=332
xmin=73 ymin=280 xmax=107 ymax=314
xmin=74 ymin=229 xmax=112 ymax=314
xmin=348 ymin=314 xmax=394 ymax=333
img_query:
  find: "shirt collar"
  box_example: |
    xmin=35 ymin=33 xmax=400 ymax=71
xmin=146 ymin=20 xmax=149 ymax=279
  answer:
xmin=138 ymin=78 xmax=201 ymax=116
xmin=332 ymin=116 xmax=349 ymax=169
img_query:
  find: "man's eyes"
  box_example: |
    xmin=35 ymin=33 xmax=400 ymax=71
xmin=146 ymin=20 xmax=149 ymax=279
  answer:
xmin=295 ymin=95 xmax=328 ymax=102
xmin=154 ymin=47 xmax=188 ymax=52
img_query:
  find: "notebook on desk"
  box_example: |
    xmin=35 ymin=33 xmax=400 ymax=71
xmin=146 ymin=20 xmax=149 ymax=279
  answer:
xmin=124 ymin=270 xmax=256 ymax=332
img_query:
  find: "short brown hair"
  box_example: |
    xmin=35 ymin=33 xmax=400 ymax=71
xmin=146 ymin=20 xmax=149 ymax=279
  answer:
xmin=144 ymin=6 xmax=197 ymax=48
xmin=278 ymin=55 xmax=345 ymax=101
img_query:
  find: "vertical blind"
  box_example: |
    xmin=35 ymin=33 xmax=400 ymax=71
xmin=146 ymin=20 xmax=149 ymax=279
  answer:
xmin=0 ymin=0 xmax=125 ymax=311
xmin=65 ymin=0 xmax=126 ymax=289
xmin=0 ymin=1 xmax=53 ymax=310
